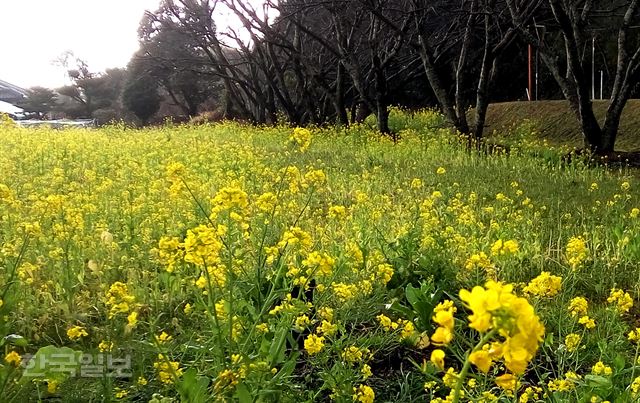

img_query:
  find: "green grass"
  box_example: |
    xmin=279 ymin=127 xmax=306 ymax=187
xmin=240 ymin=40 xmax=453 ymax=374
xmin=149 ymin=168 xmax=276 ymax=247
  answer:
xmin=483 ymin=99 xmax=640 ymax=151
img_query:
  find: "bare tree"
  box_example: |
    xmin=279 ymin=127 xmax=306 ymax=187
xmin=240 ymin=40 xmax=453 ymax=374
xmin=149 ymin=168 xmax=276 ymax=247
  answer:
xmin=402 ymin=0 xmax=540 ymax=139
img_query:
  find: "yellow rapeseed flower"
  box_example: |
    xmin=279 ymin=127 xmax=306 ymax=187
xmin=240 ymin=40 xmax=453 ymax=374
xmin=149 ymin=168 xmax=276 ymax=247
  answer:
xmin=126 ymin=311 xmax=138 ymax=332
xmin=431 ymin=300 xmax=456 ymax=346
xmin=523 ymin=272 xmax=562 ymax=298
xmin=105 ymin=281 xmax=136 ymax=318
xmin=289 ymin=127 xmax=312 ymax=152
xmin=342 ymin=346 xmax=368 ymax=364
xmin=352 ymin=384 xmax=375 ymax=403
xmin=631 ymin=376 xmax=640 ymax=396
xmin=318 ymin=320 xmax=338 ymax=336
xmin=566 ymin=237 xmax=588 ymax=269
xmin=46 ymin=379 xmax=59 ymax=393
xmin=607 ymin=288 xmax=633 ymax=314
xmin=4 ymin=351 xmax=21 ymax=366
xmin=578 ymin=315 xmax=596 ymax=329
xmin=628 ymin=328 xmax=640 ymax=343
xmin=304 ymin=334 xmax=325 ymax=355
xmin=442 ymin=367 xmax=459 ymax=388
xmin=459 ymin=281 xmax=544 ymax=375
xmin=67 ymin=325 xmax=89 ymax=341
xmin=490 ymin=239 xmax=519 ymax=256
xmin=568 ymin=297 xmax=588 ymax=317
xmin=565 ymin=333 xmax=581 ymax=352
xmin=469 ymin=349 xmax=492 ymax=373
xmin=98 ymin=340 xmax=114 ymax=352
xmin=430 ymin=349 xmax=445 ymax=371
xmin=495 ymin=373 xmax=518 ymax=391
xmin=155 ymin=331 xmax=173 ymax=344
xmin=153 ymin=354 xmax=183 ymax=384
xmin=591 ymin=361 xmax=612 ymax=376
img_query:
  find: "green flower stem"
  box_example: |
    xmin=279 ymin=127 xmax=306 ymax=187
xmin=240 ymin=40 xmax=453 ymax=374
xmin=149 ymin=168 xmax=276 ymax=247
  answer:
xmin=630 ymin=341 xmax=640 ymax=384
xmin=452 ymin=328 xmax=498 ymax=403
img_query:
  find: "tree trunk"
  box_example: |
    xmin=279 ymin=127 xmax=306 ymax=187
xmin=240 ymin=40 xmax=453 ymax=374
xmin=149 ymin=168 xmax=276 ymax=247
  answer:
xmin=473 ymin=6 xmax=494 ymax=140
xmin=377 ymin=102 xmax=390 ymax=135
xmin=455 ymin=0 xmax=477 ymax=134
xmin=601 ymin=91 xmax=629 ymax=154
xmin=372 ymin=55 xmax=390 ymax=135
xmin=335 ymin=61 xmax=349 ymax=126
xmin=355 ymin=102 xmax=370 ymax=123
xmin=350 ymin=103 xmax=358 ymax=124
xmin=417 ymin=35 xmax=469 ymax=135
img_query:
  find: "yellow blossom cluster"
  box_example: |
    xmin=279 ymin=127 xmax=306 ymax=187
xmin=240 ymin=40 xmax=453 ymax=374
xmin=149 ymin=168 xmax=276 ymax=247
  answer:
xmin=289 ymin=127 xmax=312 ymax=151
xmin=460 ymin=281 xmax=545 ymax=375
xmin=304 ymin=334 xmax=325 ymax=355
xmin=591 ymin=361 xmax=613 ymax=376
xmin=352 ymin=384 xmax=375 ymax=403
xmin=105 ymin=281 xmax=136 ymax=318
xmin=566 ymin=237 xmax=588 ymax=269
xmin=210 ymin=185 xmax=249 ymax=218
xmin=431 ymin=300 xmax=456 ymax=346
xmin=568 ymin=297 xmax=588 ymax=317
xmin=464 ymin=252 xmax=494 ymax=277
xmin=67 ymin=325 xmax=89 ymax=341
xmin=607 ymin=288 xmax=633 ymax=314
xmin=183 ymin=224 xmax=223 ymax=267
xmin=302 ymin=251 xmax=335 ymax=277
xmin=4 ymin=351 xmax=22 ymax=366
xmin=341 ymin=346 xmax=371 ymax=364
xmin=490 ymin=239 xmax=519 ymax=256
xmin=153 ymin=354 xmax=183 ymax=384
xmin=565 ymin=333 xmax=581 ymax=352
xmin=522 ymin=271 xmax=562 ymax=298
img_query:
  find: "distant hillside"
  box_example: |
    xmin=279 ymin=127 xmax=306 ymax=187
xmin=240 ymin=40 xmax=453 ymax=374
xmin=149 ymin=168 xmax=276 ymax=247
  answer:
xmin=484 ymin=100 xmax=640 ymax=151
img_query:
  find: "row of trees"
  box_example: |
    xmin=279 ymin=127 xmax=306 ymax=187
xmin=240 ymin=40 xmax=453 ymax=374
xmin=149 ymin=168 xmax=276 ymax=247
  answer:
xmin=18 ymin=52 xmax=133 ymax=123
xmin=18 ymin=51 xmax=220 ymax=125
xmin=127 ymin=0 xmax=640 ymax=153
xmin=17 ymin=1 xmax=640 ymax=153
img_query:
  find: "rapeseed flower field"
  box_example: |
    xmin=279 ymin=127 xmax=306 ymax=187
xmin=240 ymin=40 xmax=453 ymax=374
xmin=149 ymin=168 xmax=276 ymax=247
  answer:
xmin=1 ymin=110 xmax=640 ymax=402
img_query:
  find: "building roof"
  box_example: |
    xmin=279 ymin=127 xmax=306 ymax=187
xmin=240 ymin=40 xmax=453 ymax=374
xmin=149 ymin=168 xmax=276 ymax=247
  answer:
xmin=0 ymin=79 xmax=28 ymax=102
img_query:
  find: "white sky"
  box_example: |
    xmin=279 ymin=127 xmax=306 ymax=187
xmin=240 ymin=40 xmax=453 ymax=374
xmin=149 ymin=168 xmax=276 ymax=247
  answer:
xmin=1 ymin=0 xmax=164 ymax=89
xmin=0 ymin=0 xmax=269 ymax=90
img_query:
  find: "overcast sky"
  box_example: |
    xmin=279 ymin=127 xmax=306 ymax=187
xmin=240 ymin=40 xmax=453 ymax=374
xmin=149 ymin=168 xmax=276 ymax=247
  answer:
xmin=1 ymin=1 xmax=272 ymax=90
xmin=1 ymin=0 xmax=162 ymax=89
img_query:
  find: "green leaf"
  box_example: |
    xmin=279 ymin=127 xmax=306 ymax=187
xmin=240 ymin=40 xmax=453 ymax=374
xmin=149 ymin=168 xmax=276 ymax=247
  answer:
xmin=613 ymin=354 xmax=626 ymax=372
xmin=584 ymin=374 xmax=612 ymax=388
xmin=177 ymin=368 xmax=208 ymax=403
xmin=5 ymin=334 xmax=28 ymax=347
xmin=405 ymin=284 xmax=420 ymax=308
xmin=20 ymin=345 xmax=82 ymax=384
xmin=404 ymin=282 xmax=439 ymax=332
xmin=268 ymin=325 xmax=288 ymax=365
xmin=234 ymin=382 xmax=253 ymax=403
xmin=272 ymin=352 xmax=298 ymax=382
xmin=388 ymin=301 xmax=414 ymax=318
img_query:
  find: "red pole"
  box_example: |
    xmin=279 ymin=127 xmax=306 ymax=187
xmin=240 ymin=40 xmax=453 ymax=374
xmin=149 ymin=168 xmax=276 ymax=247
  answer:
xmin=528 ymin=44 xmax=533 ymax=101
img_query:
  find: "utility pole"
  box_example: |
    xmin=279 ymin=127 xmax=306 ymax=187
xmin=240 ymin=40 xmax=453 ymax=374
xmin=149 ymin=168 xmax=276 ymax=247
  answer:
xmin=528 ymin=44 xmax=533 ymax=101
xmin=592 ymin=36 xmax=595 ymax=100
xmin=535 ymin=45 xmax=539 ymax=100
